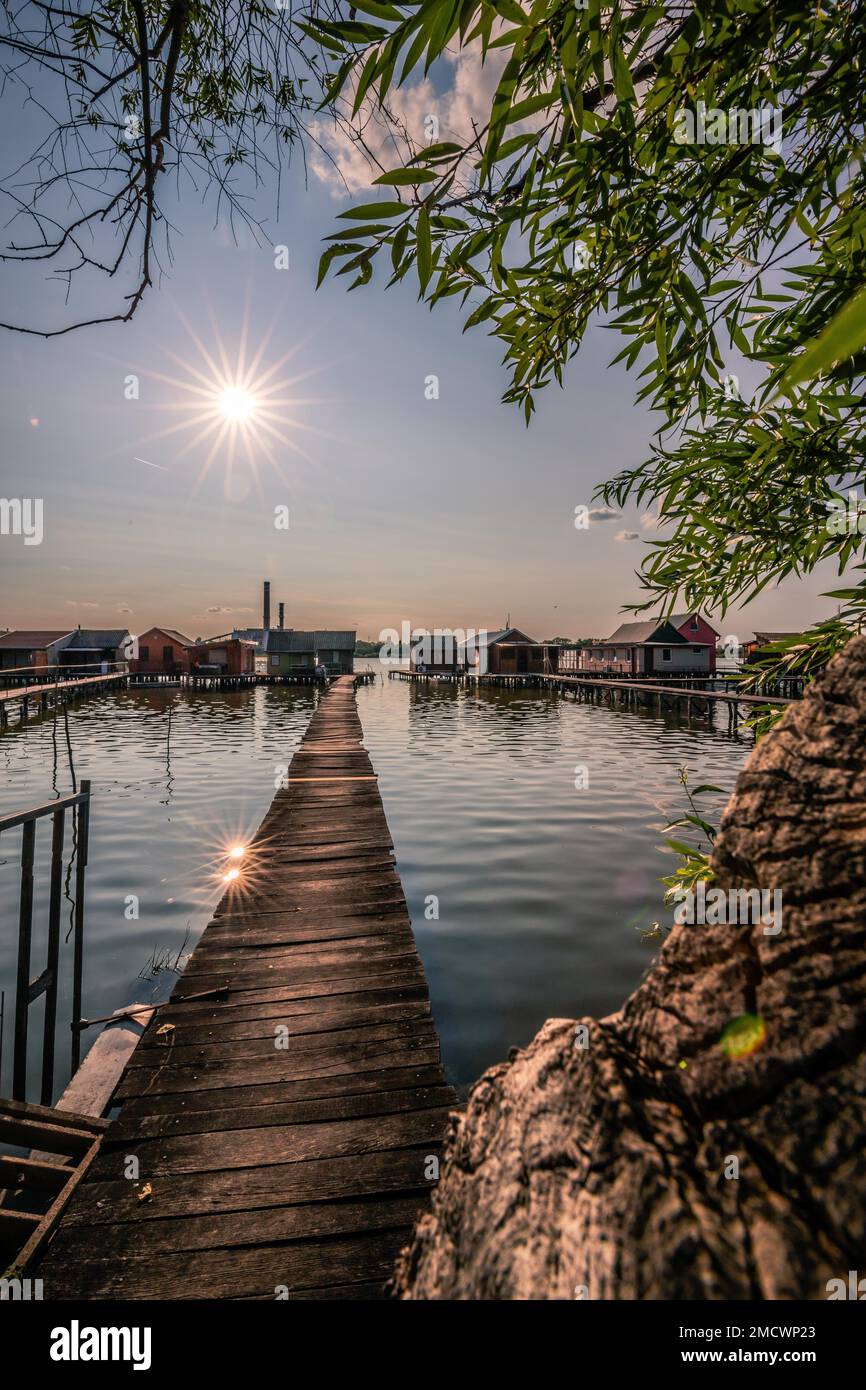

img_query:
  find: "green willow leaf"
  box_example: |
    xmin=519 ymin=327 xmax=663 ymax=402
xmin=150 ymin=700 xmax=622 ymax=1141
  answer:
xmin=338 ymin=202 xmax=408 ymax=220
xmin=780 ymin=285 xmax=866 ymax=392
xmin=374 ymin=168 xmax=438 ymax=185
xmin=416 ymin=207 xmax=432 ymax=291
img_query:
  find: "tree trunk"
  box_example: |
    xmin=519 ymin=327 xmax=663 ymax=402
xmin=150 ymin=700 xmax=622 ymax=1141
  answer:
xmin=394 ymin=637 xmax=866 ymax=1299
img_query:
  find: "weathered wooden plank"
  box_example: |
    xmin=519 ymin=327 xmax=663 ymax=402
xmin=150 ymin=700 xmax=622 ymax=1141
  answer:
xmin=164 ymin=965 xmax=429 ymax=1011
xmin=211 ymin=884 xmax=408 ymax=919
xmin=105 ymin=1083 xmax=456 ymax=1144
xmin=115 ymin=1063 xmax=450 ymax=1122
xmin=114 ymin=1039 xmax=443 ymax=1099
xmin=41 ymin=1229 xmax=415 ymax=1299
xmin=137 ymin=998 xmax=432 ymax=1049
xmin=204 ymin=904 xmax=410 ymax=932
xmin=0 ymin=1153 xmax=70 ymax=1194
xmin=153 ymin=983 xmax=429 ymax=1028
xmin=179 ymin=943 xmax=420 ymax=984
xmin=0 ymin=1112 xmax=102 ymax=1158
xmin=56 ymin=1146 xmax=443 ymax=1226
xmin=242 ymin=848 xmax=396 ymax=871
xmin=216 ymin=873 xmax=407 ymax=905
xmin=91 ymin=1107 xmax=452 ymax=1178
xmin=128 ymin=1018 xmax=438 ymax=1069
xmin=185 ymin=931 xmax=417 ymax=968
xmin=0 ymin=1096 xmax=108 ymax=1133
xmin=174 ymin=953 xmax=423 ymax=992
xmin=193 ymin=918 xmax=412 ymax=950
xmin=44 ymin=1194 xmax=428 ymax=1263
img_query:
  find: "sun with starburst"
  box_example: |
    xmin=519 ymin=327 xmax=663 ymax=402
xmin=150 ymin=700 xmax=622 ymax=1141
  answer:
xmin=131 ymin=307 xmax=336 ymax=497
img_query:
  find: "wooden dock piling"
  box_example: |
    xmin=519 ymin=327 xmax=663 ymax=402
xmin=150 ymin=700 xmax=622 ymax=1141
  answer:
xmin=388 ymin=667 xmax=792 ymax=722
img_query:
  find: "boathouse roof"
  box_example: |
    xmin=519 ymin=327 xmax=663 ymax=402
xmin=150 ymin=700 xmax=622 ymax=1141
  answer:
xmin=64 ymin=629 xmax=130 ymax=650
xmin=0 ymin=630 xmax=74 ymax=649
xmin=456 ymin=627 xmax=538 ymax=651
xmin=264 ymin=629 xmax=356 ymax=653
xmin=668 ymin=611 xmax=721 ymax=637
xmin=604 ymin=620 xmax=689 ymax=646
xmin=141 ymin=626 xmax=194 ymax=646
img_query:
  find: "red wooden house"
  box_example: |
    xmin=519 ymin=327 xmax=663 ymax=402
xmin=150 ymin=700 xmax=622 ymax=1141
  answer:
xmin=135 ymin=627 xmax=195 ymax=676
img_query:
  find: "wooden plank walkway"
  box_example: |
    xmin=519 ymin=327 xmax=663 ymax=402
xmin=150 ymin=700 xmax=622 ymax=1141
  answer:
xmin=0 ymin=672 xmax=125 ymax=703
xmin=530 ymin=672 xmax=793 ymax=706
xmin=388 ymin=669 xmax=794 ymax=705
xmin=38 ymin=676 xmax=455 ymax=1299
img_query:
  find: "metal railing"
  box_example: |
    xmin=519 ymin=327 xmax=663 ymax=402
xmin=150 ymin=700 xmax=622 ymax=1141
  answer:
xmin=0 ymin=781 xmax=91 ymax=1103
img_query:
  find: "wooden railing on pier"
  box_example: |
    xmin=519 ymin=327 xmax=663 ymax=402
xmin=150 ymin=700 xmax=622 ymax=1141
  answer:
xmin=0 ymin=672 xmax=126 ymax=727
xmin=37 ymin=676 xmax=453 ymax=1300
xmin=127 ymin=670 xmax=376 ymax=690
xmin=388 ymin=667 xmax=795 ymax=724
xmin=0 ymin=784 xmax=92 ymax=1102
xmin=527 ymin=671 xmax=792 ymax=706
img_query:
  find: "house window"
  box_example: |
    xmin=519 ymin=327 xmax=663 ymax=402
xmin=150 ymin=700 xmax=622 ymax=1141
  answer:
xmin=139 ymin=645 xmax=149 ymax=660
xmin=690 ymin=618 xmax=698 ymax=631
xmin=270 ymin=655 xmax=279 ymax=667
xmin=163 ymin=645 xmax=173 ymax=663
xmin=661 ymin=648 xmax=671 ymax=662
xmin=692 ymin=647 xmax=701 ymax=654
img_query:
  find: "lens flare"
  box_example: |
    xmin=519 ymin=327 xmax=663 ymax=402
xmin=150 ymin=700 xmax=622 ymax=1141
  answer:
xmin=720 ymin=1014 xmax=767 ymax=1060
xmin=223 ymin=866 xmax=241 ymax=883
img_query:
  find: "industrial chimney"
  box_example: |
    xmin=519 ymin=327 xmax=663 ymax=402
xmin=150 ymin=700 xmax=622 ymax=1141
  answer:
xmin=263 ymin=579 xmax=271 ymax=632
xmin=278 ymin=602 xmax=285 ymax=630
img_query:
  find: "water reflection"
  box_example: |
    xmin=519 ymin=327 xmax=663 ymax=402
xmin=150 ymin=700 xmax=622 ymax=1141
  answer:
xmin=0 ymin=684 xmax=317 ymax=1098
xmin=0 ymin=669 xmax=750 ymax=1096
xmin=360 ymin=666 xmax=749 ymax=1085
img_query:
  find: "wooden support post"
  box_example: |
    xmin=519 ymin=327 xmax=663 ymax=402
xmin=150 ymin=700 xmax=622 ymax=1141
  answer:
xmin=71 ymin=780 xmax=91 ymax=1074
xmin=13 ymin=821 xmax=36 ymax=1100
xmin=41 ymin=807 xmax=66 ymax=1105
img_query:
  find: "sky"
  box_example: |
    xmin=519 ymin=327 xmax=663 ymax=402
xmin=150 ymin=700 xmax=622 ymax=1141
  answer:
xmin=0 ymin=46 xmax=841 ymax=648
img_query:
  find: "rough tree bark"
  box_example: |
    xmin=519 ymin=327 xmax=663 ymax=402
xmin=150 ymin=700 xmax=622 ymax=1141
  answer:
xmin=394 ymin=636 xmax=866 ymax=1299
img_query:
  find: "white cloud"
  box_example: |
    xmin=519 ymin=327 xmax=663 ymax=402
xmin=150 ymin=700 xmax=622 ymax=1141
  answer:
xmin=309 ymin=43 xmax=509 ymax=198
xmin=589 ymin=506 xmax=621 ymax=522
xmin=640 ymin=509 xmax=667 ymax=530
xmin=615 ymin=530 xmax=640 ymax=542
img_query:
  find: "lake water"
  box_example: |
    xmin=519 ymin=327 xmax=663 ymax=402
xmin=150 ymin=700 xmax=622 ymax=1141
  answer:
xmin=0 ymin=664 xmax=753 ymax=1097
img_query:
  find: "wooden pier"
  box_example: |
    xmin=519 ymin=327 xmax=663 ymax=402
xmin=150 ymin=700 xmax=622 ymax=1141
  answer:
xmin=0 ymin=669 xmax=376 ymax=722
xmin=127 ymin=670 xmax=377 ymax=690
xmin=0 ymin=671 xmax=126 ymax=728
xmin=499 ymin=672 xmax=794 ymax=729
xmin=36 ymin=676 xmax=453 ymax=1299
xmin=388 ymin=669 xmax=466 ymax=683
xmin=389 ymin=667 xmax=794 ymax=725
